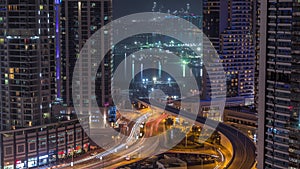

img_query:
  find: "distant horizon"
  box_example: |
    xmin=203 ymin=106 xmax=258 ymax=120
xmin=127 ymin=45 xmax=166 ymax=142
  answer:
xmin=113 ymin=0 xmax=203 ymax=19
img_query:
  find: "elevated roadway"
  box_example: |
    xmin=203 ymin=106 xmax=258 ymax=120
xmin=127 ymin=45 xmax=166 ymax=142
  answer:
xmin=138 ymin=99 xmax=256 ymax=169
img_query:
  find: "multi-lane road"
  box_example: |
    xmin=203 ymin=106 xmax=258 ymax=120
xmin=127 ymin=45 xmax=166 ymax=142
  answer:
xmin=58 ymin=111 xmax=168 ymax=169
xmin=138 ymin=99 xmax=256 ymax=169
xmin=51 ymin=98 xmax=255 ymax=169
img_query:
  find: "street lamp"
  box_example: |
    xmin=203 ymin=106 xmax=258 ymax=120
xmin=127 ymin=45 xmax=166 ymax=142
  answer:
xmin=153 ymin=77 xmax=157 ymax=84
xmin=70 ymin=148 xmax=74 ymax=167
xmin=99 ymin=156 xmax=103 ymax=169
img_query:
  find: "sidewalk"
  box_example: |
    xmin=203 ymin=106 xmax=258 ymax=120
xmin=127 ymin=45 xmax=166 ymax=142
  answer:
xmin=36 ymin=147 xmax=104 ymax=169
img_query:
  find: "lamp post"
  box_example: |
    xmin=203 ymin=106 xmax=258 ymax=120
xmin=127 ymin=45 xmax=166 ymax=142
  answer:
xmin=99 ymin=156 xmax=103 ymax=168
xmin=71 ymin=148 xmax=74 ymax=168
xmin=153 ymin=77 xmax=157 ymax=84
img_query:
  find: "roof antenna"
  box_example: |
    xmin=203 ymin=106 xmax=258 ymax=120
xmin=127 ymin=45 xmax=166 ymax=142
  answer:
xmin=186 ymin=3 xmax=190 ymax=13
xmin=152 ymin=2 xmax=157 ymax=12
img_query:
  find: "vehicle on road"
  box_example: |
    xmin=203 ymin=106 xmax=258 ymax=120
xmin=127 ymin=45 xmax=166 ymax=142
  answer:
xmin=125 ymin=155 xmax=131 ymax=161
xmin=90 ymin=152 xmax=98 ymax=156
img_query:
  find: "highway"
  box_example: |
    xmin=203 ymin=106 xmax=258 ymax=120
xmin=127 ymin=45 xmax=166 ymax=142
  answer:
xmin=56 ymin=113 xmax=150 ymax=168
xmin=138 ymin=99 xmax=256 ymax=169
xmin=53 ymin=99 xmax=255 ymax=169
xmin=58 ymin=111 xmax=169 ymax=169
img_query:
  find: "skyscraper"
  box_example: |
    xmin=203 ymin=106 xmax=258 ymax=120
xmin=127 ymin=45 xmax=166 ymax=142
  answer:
xmin=219 ymin=0 xmax=255 ymax=98
xmin=203 ymin=0 xmax=255 ymax=102
xmin=258 ymin=1 xmax=300 ymax=168
xmin=59 ymin=0 xmax=112 ymax=109
xmin=0 ymin=0 xmax=55 ymax=130
xmin=290 ymin=2 xmax=300 ymax=168
xmin=254 ymin=0 xmax=261 ymax=112
xmin=203 ymin=0 xmax=228 ymax=52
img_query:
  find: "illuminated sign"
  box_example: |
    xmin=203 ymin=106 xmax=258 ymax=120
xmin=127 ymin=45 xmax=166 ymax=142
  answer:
xmin=4 ymin=165 xmax=14 ymax=169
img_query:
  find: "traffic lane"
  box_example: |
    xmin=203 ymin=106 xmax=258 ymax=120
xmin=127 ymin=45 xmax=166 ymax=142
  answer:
xmin=138 ymin=99 xmax=256 ymax=169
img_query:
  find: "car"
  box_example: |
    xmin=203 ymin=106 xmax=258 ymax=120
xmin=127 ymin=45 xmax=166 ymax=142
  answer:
xmin=125 ymin=155 xmax=131 ymax=161
xmin=90 ymin=152 xmax=98 ymax=156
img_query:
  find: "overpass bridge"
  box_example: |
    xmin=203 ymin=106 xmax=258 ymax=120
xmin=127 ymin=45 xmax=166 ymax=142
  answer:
xmin=137 ymin=99 xmax=256 ymax=169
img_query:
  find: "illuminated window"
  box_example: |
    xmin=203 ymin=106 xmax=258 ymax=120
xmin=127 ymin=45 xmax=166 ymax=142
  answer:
xmin=39 ymin=5 xmax=43 ymax=10
xmin=8 ymin=5 xmax=18 ymax=11
xmin=9 ymin=74 xmax=14 ymax=79
xmin=9 ymin=68 xmax=14 ymax=73
xmin=0 ymin=38 xmax=4 ymax=44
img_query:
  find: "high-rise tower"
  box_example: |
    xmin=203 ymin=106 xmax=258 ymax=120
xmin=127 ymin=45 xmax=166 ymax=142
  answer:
xmin=60 ymin=0 xmax=112 ymax=108
xmin=219 ymin=0 xmax=255 ymax=98
xmin=258 ymin=1 xmax=300 ymax=168
xmin=0 ymin=0 xmax=55 ymax=130
xmin=203 ymin=0 xmax=255 ymax=102
xmin=203 ymin=0 xmax=228 ymax=52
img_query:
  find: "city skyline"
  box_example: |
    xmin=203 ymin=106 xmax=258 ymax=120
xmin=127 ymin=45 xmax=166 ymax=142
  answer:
xmin=0 ymin=0 xmax=299 ymax=169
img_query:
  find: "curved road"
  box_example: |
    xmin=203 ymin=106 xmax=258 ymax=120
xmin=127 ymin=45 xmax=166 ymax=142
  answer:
xmin=138 ymin=99 xmax=256 ymax=169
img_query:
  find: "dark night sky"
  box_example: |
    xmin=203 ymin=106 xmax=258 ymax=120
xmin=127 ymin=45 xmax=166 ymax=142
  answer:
xmin=113 ymin=0 xmax=203 ymax=19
